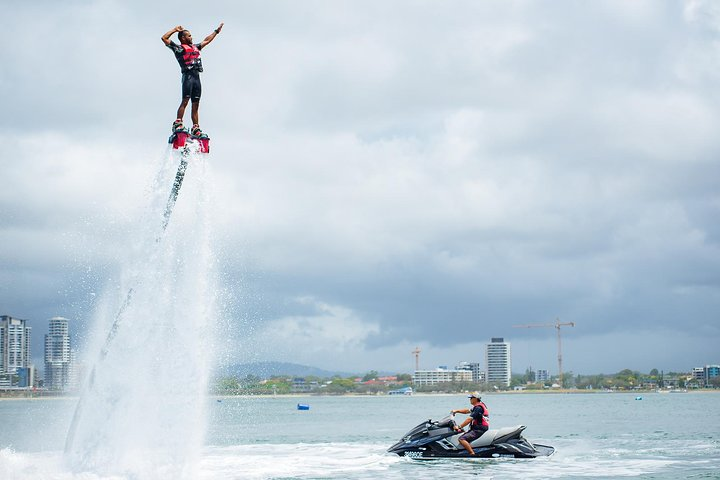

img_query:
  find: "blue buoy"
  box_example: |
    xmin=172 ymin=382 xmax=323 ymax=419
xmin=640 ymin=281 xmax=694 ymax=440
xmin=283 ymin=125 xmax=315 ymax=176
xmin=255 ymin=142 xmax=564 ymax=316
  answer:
xmin=297 ymin=403 xmax=310 ymax=410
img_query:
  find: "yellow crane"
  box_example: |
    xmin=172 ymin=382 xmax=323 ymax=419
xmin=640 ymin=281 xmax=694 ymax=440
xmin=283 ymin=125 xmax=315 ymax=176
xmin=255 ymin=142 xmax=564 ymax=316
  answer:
xmin=412 ymin=346 xmax=421 ymax=371
xmin=513 ymin=319 xmax=575 ymax=387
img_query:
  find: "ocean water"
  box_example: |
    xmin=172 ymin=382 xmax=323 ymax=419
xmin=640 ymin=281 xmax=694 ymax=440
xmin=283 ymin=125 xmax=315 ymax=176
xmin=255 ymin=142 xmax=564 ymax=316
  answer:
xmin=0 ymin=391 xmax=718 ymax=479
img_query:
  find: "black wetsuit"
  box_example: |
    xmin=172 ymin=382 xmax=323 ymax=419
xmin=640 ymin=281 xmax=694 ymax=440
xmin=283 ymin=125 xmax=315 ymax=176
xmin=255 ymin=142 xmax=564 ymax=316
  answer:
xmin=167 ymin=41 xmax=204 ymax=100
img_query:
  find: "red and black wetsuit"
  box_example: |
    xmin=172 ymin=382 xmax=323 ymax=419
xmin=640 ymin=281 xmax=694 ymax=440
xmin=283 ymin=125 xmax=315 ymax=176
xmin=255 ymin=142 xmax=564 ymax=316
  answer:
xmin=167 ymin=41 xmax=204 ymax=100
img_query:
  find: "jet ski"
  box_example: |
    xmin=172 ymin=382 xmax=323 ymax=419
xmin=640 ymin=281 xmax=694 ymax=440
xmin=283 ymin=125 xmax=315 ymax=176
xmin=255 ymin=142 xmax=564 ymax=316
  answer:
xmin=388 ymin=414 xmax=555 ymax=459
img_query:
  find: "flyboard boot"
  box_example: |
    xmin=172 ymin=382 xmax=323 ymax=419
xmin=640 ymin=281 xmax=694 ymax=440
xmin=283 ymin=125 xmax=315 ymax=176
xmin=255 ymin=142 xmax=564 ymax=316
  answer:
xmin=190 ymin=124 xmax=210 ymax=153
xmin=169 ymin=120 xmax=210 ymax=153
xmin=191 ymin=124 xmax=209 ymax=139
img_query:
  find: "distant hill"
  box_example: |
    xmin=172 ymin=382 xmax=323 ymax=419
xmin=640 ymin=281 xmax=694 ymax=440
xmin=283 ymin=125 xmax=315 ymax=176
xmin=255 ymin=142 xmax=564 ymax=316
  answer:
xmin=216 ymin=361 xmax=354 ymax=379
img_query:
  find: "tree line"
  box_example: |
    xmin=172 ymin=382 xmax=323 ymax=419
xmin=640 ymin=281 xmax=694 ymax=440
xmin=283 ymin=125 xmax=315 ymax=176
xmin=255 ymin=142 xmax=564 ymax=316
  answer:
xmin=212 ymin=368 xmax=717 ymax=395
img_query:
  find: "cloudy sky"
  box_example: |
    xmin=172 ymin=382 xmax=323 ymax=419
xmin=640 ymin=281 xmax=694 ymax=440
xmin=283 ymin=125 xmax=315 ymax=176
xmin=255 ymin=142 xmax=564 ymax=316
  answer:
xmin=1 ymin=0 xmax=719 ymax=375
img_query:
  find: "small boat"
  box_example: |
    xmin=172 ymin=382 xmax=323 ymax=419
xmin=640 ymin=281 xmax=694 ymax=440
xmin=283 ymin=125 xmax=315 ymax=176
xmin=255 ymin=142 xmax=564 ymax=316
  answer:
xmin=388 ymin=386 xmax=413 ymax=396
xmin=297 ymin=403 xmax=310 ymax=410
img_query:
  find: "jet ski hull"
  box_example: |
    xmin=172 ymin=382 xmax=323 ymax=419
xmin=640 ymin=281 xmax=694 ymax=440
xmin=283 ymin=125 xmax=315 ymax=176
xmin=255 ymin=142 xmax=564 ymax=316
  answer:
xmin=389 ymin=439 xmax=555 ymax=459
xmin=387 ymin=416 xmax=555 ymax=459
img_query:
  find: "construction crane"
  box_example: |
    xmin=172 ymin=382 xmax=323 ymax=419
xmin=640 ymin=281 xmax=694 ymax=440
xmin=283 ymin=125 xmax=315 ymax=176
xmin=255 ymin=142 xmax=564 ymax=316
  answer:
xmin=513 ymin=319 xmax=575 ymax=387
xmin=411 ymin=346 xmax=421 ymax=371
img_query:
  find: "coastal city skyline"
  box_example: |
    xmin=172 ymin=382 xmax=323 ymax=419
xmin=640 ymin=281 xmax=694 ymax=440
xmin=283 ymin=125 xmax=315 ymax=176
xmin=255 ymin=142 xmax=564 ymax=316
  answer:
xmin=2 ymin=314 xmax=716 ymax=388
xmin=0 ymin=315 xmax=77 ymax=391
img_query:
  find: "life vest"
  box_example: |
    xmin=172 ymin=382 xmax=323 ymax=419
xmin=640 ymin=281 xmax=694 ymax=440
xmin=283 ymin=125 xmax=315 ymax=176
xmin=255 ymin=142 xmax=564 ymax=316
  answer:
xmin=180 ymin=43 xmax=201 ymax=69
xmin=471 ymin=402 xmax=489 ymax=428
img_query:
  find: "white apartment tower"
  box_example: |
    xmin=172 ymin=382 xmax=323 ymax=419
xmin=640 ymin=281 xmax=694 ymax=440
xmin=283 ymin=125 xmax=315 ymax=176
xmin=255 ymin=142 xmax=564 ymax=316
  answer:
xmin=413 ymin=368 xmax=473 ymax=386
xmin=45 ymin=317 xmax=72 ymax=390
xmin=485 ymin=337 xmax=511 ymax=387
xmin=0 ymin=315 xmax=32 ymax=374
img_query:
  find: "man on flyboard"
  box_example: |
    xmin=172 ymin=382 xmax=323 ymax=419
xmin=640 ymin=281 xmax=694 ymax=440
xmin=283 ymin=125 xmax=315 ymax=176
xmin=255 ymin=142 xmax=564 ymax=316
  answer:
xmin=162 ymin=23 xmax=224 ymax=139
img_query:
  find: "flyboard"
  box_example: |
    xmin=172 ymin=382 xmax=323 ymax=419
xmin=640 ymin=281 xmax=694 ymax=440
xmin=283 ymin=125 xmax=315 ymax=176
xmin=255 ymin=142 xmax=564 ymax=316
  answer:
xmin=64 ymin=129 xmax=210 ymax=453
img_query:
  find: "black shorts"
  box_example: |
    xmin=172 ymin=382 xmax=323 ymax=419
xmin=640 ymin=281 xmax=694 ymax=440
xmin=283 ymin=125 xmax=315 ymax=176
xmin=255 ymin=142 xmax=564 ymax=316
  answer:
xmin=459 ymin=427 xmax=488 ymax=443
xmin=181 ymin=72 xmax=202 ymax=100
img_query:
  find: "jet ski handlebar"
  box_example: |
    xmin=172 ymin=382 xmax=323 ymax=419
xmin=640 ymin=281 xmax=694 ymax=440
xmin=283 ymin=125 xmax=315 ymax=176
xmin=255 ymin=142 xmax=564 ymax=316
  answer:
xmin=448 ymin=412 xmax=465 ymax=431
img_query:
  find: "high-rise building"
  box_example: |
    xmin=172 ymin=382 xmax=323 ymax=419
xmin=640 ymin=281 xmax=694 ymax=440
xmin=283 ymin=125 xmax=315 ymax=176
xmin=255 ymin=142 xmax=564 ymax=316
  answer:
xmin=0 ymin=315 xmax=32 ymax=375
xmin=67 ymin=349 xmax=81 ymax=391
xmin=485 ymin=337 xmax=511 ymax=387
xmin=536 ymin=369 xmax=550 ymax=382
xmin=456 ymin=361 xmax=484 ymax=382
xmin=45 ymin=317 xmax=72 ymax=391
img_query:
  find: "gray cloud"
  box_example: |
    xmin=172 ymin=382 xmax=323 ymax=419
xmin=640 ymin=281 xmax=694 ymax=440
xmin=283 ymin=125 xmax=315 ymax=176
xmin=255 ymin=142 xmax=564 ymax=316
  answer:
xmin=1 ymin=0 xmax=719 ymax=374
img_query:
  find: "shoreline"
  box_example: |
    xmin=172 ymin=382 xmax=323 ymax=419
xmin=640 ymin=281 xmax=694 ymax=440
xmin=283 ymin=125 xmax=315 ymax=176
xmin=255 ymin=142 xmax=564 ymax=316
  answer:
xmin=3 ymin=389 xmax=717 ymax=401
xmin=211 ymin=389 xmax=718 ymax=398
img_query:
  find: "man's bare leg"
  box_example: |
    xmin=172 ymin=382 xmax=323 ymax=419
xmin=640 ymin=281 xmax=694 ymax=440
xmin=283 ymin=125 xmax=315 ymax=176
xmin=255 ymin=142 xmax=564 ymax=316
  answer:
xmin=176 ymin=97 xmax=190 ymax=122
xmin=459 ymin=438 xmax=476 ymax=456
xmin=191 ymin=99 xmax=200 ymax=126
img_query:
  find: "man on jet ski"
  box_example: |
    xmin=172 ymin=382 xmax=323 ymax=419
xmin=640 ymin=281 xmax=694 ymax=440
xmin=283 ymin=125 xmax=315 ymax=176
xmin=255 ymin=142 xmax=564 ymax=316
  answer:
xmin=451 ymin=392 xmax=489 ymax=456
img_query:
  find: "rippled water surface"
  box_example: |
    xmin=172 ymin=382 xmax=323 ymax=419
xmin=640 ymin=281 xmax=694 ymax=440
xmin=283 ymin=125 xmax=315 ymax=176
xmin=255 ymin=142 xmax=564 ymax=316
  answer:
xmin=1 ymin=392 xmax=719 ymax=479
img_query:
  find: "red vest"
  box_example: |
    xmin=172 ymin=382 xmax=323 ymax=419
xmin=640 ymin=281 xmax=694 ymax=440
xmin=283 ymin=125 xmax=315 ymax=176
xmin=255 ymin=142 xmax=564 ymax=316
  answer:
xmin=181 ymin=43 xmax=201 ymax=67
xmin=472 ymin=402 xmax=489 ymax=428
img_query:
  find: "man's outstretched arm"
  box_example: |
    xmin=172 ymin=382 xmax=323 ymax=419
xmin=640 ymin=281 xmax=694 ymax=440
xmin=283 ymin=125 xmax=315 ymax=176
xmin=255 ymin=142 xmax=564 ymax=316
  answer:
xmin=162 ymin=25 xmax=183 ymax=46
xmin=200 ymin=22 xmax=224 ymax=49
